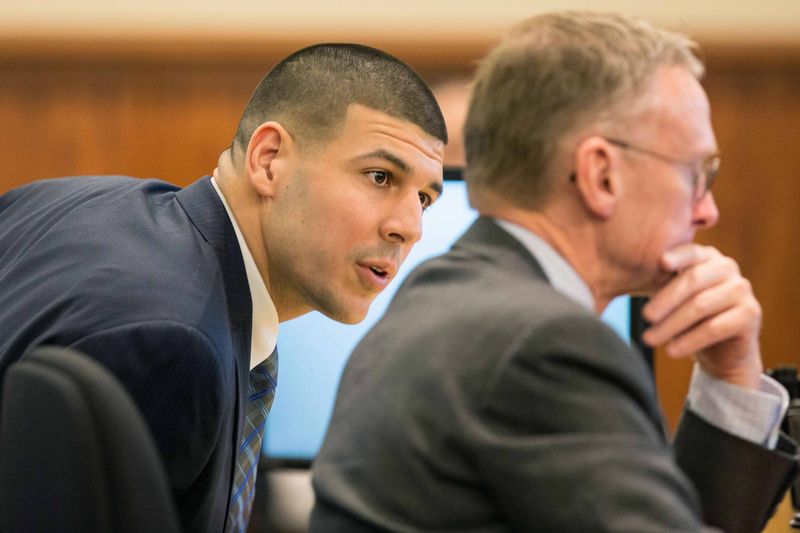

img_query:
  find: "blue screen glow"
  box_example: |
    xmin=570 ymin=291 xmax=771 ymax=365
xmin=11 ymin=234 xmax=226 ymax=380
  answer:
xmin=265 ymin=180 xmax=630 ymax=459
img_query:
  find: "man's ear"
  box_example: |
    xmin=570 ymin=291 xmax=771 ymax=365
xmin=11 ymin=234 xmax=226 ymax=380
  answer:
xmin=245 ymin=121 xmax=293 ymax=198
xmin=571 ymin=136 xmax=620 ymax=219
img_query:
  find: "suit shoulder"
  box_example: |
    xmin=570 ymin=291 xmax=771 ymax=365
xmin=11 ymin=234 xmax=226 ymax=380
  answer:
xmin=0 ymin=176 xmax=182 ymax=264
xmin=1 ymin=175 xmax=178 ymax=208
xmin=396 ymin=246 xmax=590 ymax=334
xmin=0 ymin=176 xmax=232 ymax=344
xmin=367 ymin=247 xmax=653 ymax=409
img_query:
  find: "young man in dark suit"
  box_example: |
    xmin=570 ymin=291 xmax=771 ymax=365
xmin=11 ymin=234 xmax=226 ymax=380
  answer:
xmin=311 ymin=13 xmax=799 ymax=532
xmin=0 ymin=44 xmax=446 ymax=532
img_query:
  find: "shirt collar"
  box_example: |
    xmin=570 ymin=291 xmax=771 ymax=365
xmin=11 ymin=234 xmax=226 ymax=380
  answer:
xmin=210 ymin=177 xmax=278 ymax=369
xmin=494 ymin=218 xmax=595 ymax=311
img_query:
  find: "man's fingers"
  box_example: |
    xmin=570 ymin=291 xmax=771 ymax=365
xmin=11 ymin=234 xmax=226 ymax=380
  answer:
xmin=643 ymin=277 xmax=747 ymax=347
xmin=659 ymin=243 xmax=717 ymax=273
xmin=643 ymin=250 xmax=738 ymax=323
xmin=643 ymin=247 xmax=763 ymax=389
xmin=660 ymin=302 xmax=760 ymax=358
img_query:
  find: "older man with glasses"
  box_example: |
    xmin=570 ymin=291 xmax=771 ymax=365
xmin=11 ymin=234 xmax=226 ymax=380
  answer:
xmin=311 ymin=11 xmax=799 ymax=533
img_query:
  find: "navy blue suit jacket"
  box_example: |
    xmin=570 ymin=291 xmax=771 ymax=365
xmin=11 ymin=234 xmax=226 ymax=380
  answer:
xmin=0 ymin=176 xmax=254 ymax=532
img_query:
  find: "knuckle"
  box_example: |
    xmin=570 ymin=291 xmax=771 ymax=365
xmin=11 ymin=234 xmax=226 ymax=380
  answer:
xmin=691 ymin=294 xmax=710 ymax=317
xmin=686 ymin=267 xmax=702 ymax=287
xmin=748 ymin=299 xmax=763 ymax=320
xmin=732 ymin=276 xmax=750 ymax=294
xmin=723 ymin=256 xmax=740 ymax=275
xmin=705 ymin=317 xmax=725 ymax=338
xmin=736 ymin=277 xmax=758 ymax=298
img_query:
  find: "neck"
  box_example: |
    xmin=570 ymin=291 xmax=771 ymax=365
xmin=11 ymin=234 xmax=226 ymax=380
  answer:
xmin=213 ymin=156 xmax=273 ymax=300
xmin=482 ymin=202 xmax=616 ymax=314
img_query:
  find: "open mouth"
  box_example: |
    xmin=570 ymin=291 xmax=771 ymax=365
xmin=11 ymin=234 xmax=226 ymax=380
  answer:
xmin=369 ymin=266 xmax=388 ymax=279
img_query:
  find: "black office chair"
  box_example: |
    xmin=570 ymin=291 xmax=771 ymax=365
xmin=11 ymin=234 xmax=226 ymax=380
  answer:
xmin=0 ymin=346 xmax=180 ymax=533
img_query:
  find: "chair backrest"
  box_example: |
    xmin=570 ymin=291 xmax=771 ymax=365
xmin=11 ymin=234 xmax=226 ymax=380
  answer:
xmin=0 ymin=345 xmax=180 ymax=533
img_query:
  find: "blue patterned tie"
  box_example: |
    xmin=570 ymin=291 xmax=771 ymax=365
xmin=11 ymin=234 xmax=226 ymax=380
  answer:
xmin=226 ymin=352 xmax=278 ymax=532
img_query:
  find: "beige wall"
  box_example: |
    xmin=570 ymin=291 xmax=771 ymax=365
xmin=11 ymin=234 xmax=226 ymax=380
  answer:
xmin=2 ymin=0 xmax=800 ymax=45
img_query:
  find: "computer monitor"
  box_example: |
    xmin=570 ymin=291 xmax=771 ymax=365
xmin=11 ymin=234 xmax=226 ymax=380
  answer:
xmin=264 ymin=169 xmax=649 ymax=463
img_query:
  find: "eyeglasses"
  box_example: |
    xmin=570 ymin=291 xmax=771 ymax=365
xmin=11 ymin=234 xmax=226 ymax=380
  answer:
xmin=604 ymin=137 xmax=720 ymax=203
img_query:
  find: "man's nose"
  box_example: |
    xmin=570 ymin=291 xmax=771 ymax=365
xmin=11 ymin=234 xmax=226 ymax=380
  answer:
xmin=380 ymin=194 xmax=423 ymax=245
xmin=693 ymin=191 xmax=720 ymax=229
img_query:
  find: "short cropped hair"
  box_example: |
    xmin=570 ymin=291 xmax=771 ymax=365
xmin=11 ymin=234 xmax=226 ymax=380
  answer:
xmin=232 ymin=43 xmax=447 ymax=157
xmin=464 ymin=11 xmax=704 ymax=209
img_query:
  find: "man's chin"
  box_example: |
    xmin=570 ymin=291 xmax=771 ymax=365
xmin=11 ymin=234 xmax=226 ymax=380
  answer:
xmin=318 ymin=298 xmax=373 ymax=325
xmin=335 ymin=313 xmax=367 ymax=325
xmin=628 ymin=269 xmax=676 ymax=297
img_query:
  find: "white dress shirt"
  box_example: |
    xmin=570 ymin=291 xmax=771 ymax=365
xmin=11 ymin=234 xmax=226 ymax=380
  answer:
xmin=211 ymin=178 xmax=279 ymax=370
xmin=495 ymin=218 xmax=788 ymax=448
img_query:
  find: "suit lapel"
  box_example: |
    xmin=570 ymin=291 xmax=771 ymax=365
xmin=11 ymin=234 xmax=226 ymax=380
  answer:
xmin=175 ymin=177 xmax=252 ymax=356
xmin=175 ymin=176 xmax=253 ymax=465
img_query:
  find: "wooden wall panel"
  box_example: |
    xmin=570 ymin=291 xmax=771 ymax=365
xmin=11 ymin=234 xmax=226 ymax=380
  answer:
xmin=3 ymin=43 xmax=799 ymax=392
xmin=1 ymin=42 xmax=798 ymax=530
xmin=0 ymin=37 xmax=484 ymax=192
xmin=0 ymin=63 xmax=269 ymax=190
xmin=2 ymin=42 xmax=799 ymax=407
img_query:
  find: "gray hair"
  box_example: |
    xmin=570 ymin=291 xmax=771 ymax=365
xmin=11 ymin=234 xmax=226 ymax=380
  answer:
xmin=464 ymin=11 xmax=704 ymax=209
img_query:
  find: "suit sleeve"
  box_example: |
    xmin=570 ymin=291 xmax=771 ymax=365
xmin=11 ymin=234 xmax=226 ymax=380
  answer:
xmin=67 ymin=322 xmax=230 ymax=499
xmin=674 ymin=408 xmax=800 ymax=533
xmin=466 ymin=314 xmax=716 ymax=532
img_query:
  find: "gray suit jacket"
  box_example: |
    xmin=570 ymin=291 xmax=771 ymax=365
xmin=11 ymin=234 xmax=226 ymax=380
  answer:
xmin=311 ymin=217 xmax=799 ymax=532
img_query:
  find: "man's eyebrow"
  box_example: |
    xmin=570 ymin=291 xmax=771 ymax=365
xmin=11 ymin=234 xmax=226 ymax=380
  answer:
xmin=353 ymin=150 xmax=410 ymax=173
xmin=429 ymin=181 xmax=443 ymax=198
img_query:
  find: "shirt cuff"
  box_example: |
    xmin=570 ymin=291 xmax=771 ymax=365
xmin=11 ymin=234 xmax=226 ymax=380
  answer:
xmin=686 ymin=363 xmax=789 ymax=448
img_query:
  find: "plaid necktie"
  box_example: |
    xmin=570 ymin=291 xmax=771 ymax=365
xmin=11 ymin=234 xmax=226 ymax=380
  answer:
xmin=226 ymin=352 xmax=278 ymax=532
